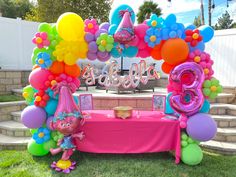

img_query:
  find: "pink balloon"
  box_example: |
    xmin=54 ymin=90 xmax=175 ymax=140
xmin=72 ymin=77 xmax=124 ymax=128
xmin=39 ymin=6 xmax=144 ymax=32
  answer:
xmin=137 ymin=49 xmax=150 ymax=58
xmin=40 ymin=32 xmax=47 ymax=39
xmin=128 ymin=35 xmax=139 ymax=46
xmin=29 ymin=68 xmax=51 ymax=90
xmin=134 ymin=24 xmax=149 ymax=38
xmin=137 ymin=40 xmax=147 ymax=50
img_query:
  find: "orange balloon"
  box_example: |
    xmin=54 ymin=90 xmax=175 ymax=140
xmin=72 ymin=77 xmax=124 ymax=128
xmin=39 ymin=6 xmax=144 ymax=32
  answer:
xmin=65 ymin=64 xmax=81 ymax=77
xmin=32 ymin=65 xmax=40 ymax=70
xmin=151 ymin=40 xmax=165 ymax=60
xmin=161 ymin=38 xmax=189 ymax=65
xmin=49 ymin=61 xmax=65 ymax=74
xmin=162 ymin=62 xmax=175 ymax=74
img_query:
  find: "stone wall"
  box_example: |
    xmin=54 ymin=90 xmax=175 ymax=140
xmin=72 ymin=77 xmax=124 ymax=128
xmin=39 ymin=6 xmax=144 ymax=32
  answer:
xmin=0 ymin=70 xmax=30 ymax=95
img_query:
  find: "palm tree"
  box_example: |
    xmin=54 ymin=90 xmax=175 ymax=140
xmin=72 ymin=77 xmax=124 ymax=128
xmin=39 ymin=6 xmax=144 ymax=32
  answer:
xmin=136 ymin=1 xmax=162 ymax=24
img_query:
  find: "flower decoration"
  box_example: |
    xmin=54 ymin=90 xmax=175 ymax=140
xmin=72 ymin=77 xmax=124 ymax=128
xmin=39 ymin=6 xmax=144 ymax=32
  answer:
xmin=45 ymin=75 xmax=62 ymax=89
xmin=53 ymin=40 xmax=88 ymax=65
xmin=51 ymin=131 xmax=64 ymax=142
xmin=84 ymin=19 xmax=99 ymax=34
xmin=53 ymin=111 xmax=82 ymax=122
xmin=51 ymin=160 xmax=76 ymax=173
xmin=34 ymin=90 xmax=50 ymax=107
xmin=36 ymin=52 xmax=52 ymax=68
xmin=185 ymin=29 xmax=203 ymax=47
xmin=144 ymin=28 xmax=162 ymax=48
xmin=202 ymin=78 xmax=223 ymax=99
xmin=147 ymin=14 xmax=163 ymax=28
xmin=188 ymin=50 xmax=214 ymax=80
xmin=46 ymin=88 xmax=59 ymax=100
xmin=32 ymin=32 xmax=50 ymax=49
xmin=181 ymin=132 xmax=199 ymax=148
xmin=33 ymin=127 xmax=51 ymax=144
xmin=96 ymin=33 xmax=114 ymax=52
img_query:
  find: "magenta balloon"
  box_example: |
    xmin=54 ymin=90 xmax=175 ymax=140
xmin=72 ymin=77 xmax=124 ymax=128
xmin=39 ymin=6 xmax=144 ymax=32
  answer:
xmin=21 ymin=105 xmax=47 ymax=128
xmin=137 ymin=40 xmax=147 ymax=50
xmin=88 ymin=41 xmax=98 ymax=53
xmin=97 ymin=51 xmax=110 ymax=62
xmin=169 ymin=62 xmax=204 ymax=116
xmin=187 ymin=113 xmax=217 ymax=141
xmin=99 ymin=22 xmax=110 ymax=31
xmin=85 ymin=32 xmax=95 ymax=42
xmin=46 ymin=116 xmax=54 ymax=130
xmin=134 ymin=24 xmax=149 ymax=38
xmin=87 ymin=52 xmax=97 ymax=60
xmin=95 ymin=29 xmax=108 ymax=39
xmin=128 ymin=35 xmax=139 ymax=46
xmin=138 ymin=49 xmax=150 ymax=58
xmin=29 ymin=68 xmax=51 ymax=90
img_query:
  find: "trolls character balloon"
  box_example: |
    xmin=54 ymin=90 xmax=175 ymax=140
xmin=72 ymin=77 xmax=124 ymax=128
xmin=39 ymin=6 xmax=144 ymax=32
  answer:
xmin=50 ymin=85 xmax=84 ymax=173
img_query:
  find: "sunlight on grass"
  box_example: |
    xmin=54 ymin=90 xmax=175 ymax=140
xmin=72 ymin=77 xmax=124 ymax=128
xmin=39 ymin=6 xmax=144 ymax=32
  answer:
xmin=0 ymin=95 xmax=23 ymax=102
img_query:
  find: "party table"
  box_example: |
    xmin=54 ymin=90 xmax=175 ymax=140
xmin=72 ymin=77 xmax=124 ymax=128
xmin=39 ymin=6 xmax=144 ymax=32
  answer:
xmin=75 ymin=110 xmax=181 ymax=163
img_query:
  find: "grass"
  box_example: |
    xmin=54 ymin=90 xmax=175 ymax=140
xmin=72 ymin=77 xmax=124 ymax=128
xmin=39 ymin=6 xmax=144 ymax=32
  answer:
xmin=0 ymin=151 xmax=236 ymax=177
xmin=0 ymin=95 xmax=23 ymax=102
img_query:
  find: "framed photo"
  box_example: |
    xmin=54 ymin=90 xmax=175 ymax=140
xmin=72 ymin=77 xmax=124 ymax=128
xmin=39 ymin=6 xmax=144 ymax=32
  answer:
xmin=79 ymin=94 xmax=93 ymax=111
xmin=152 ymin=95 xmax=166 ymax=112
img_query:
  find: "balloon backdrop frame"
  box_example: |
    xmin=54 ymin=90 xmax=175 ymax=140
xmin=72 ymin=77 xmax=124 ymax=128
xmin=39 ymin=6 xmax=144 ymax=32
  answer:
xmin=21 ymin=4 xmax=222 ymax=173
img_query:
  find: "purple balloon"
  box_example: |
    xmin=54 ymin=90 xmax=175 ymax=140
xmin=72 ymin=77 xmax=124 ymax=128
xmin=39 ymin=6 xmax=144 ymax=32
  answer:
xmin=99 ymin=22 xmax=110 ymax=31
xmin=88 ymin=41 xmax=98 ymax=53
xmin=85 ymin=32 xmax=95 ymax=42
xmin=87 ymin=52 xmax=97 ymax=60
xmin=21 ymin=105 xmax=46 ymax=129
xmin=95 ymin=29 xmax=108 ymax=39
xmin=46 ymin=116 xmax=54 ymax=130
xmin=97 ymin=51 xmax=110 ymax=62
xmin=187 ymin=113 xmax=217 ymax=141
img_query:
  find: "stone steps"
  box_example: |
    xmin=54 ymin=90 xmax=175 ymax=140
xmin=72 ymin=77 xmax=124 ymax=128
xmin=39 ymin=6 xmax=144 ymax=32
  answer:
xmin=11 ymin=111 xmax=21 ymax=122
xmin=214 ymin=128 xmax=236 ymax=143
xmin=0 ymin=133 xmax=30 ymax=150
xmin=11 ymin=88 xmax=23 ymax=97
xmin=213 ymin=115 xmax=236 ymax=128
xmin=0 ymin=120 xmax=30 ymax=137
xmin=201 ymin=140 xmax=236 ymax=155
xmin=210 ymin=103 xmax=236 ymax=115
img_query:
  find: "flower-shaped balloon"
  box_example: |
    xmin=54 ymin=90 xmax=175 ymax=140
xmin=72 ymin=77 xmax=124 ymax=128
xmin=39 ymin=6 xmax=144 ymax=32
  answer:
xmin=32 ymin=32 xmax=50 ymax=49
xmin=44 ymin=75 xmax=62 ymax=89
xmin=34 ymin=90 xmax=50 ymax=107
xmin=51 ymin=160 xmax=76 ymax=174
xmin=33 ymin=127 xmax=51 ymax=144
xmin=36 ymin=52 xmax=52 ymax=68
xmin=51 ymin=131 xmax=64 ymax=142
xmin=144 ymin=28 xmax=162 ymax=48
xmin=147 ymin=14 xmax=163 ymax=28
xmin=181 ymin=132 xmax=199 ymax=148
xmin=84 ymin=19 xmax=99 ymax=34
xmin=96 ymin=33 xmax=114 ymax=52
xmin=22 ymin=85 xmax=37 ymax=105
xmin=185 ymin=29 xmax=203 ymax=47
xmin=203 ymin=78 xmax=223 ymax=99
xmin=188 ymin=50 xmax=214 ymax=80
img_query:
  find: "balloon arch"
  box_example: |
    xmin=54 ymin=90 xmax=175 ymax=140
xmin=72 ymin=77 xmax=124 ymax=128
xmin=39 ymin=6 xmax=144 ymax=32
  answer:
xmin=21 ymin=4 xmax=222 ymax=172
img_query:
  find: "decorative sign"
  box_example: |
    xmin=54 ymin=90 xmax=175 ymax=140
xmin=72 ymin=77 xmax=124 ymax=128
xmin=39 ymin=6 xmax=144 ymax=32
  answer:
xmin=152 ymin=95 xmax=166 ymax=112
xmin=81 ymin=60 xmax=160 ymax=89
xmin=79 ymin=94 xmax=93 ymax=111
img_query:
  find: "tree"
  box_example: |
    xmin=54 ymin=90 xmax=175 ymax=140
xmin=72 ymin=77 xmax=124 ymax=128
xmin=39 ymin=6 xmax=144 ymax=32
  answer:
xmin=0 ymin=0 xmax=33 ymax=19
xmin=136 ymin=1 xmax=162 ymax=24
xmin=193 ymin=15 xmax=202 ymax=27
xmin=214 ymin=11 xmax=234 ymax=30
xmin=25 ymin=0 xmax=111 ymax=23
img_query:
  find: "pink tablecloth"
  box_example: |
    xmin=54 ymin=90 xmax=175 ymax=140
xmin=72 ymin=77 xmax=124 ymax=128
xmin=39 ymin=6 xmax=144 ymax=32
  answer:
xmin=75 ymin=110 xmax=181 ymax=163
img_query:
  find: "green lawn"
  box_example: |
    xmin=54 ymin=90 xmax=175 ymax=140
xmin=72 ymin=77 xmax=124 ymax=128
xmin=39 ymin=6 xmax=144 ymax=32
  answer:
xmin=0 ymin=95 xmax=23 ymax=102
xmin=0 ymin=150 xmax=236 ymax=177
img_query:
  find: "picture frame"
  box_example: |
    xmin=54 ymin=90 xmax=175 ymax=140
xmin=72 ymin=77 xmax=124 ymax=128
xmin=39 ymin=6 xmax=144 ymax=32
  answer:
xmin=79 ymin=94 xmax=93 ymax=111
xmin=152 ymin=95 xmax=166 ymax=112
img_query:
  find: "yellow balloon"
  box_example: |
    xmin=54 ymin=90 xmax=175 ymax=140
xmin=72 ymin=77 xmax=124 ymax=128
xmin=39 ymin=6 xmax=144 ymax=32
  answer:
xmin=57 ymin=12 xmax=84 ymax=41
xmin=64 ymin=53 xmax=77 ymax=65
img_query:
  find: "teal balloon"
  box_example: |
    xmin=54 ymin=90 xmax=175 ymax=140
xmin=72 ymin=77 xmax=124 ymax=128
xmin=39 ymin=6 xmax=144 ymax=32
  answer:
xmin=181 ymin=144 xmax=203 ymax=165
xmin=124 ymin=46 xmax=138 ymax=58
xmin=108 ymin=24 xmax=118 ymax=35
xmin=164 ymin=14 xmax=176 ymax=27
xmin=44 ymin=99 xmax=58 ymax=115
xmin=74 ymin=96 xmax=79 ymax=105
xmin=165 ymin=92 xmax=174 ymax=114
xmin=111 ymin=48 xmax=121 ymax=58
xmin=200 ymin=99 xmax=210 ymax=113
xmin=199 ymin=25 xmax=214 ymax=43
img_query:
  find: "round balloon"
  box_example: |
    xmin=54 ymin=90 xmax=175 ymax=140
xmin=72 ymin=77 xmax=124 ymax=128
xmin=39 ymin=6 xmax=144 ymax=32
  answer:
xmin=199 ymin=99 xmax=210 ymax=113
xmin=43 ymin=139 xmax=57 ymax=151
xmin=64 ymin=64 xmax=81 ymax=77
xmin=187 ymin=113 xmax=217 ymax=141
xmin=29 ymin=68 xmax=51 ymax=90
xmin=181 ymin=144 xmax=203 ymax=165
xmin=44 ymin=99 xmax=58 ymax=115
xmin=57 ymin=12 xmax=84 ymax=41
xmin=46 ymin=116 xmax=54 ymax=130
xmin=199 ymin=25 xmax=214 ymax=43
xmin=27 ymin=139 xmax=49 ymax=156
xmin=49 ymin=61 xmax=65 ymax=74
xmin=21 ymin=105 xmax=47 ymax=129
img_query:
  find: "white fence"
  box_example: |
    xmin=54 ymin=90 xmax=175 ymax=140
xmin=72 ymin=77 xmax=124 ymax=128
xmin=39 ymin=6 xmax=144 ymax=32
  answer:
xmin=0 ymin=17 xmax=236 ymax=86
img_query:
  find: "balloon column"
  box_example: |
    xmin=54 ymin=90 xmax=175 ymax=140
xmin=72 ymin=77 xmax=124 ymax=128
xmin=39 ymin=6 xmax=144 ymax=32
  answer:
xmin=22 ymin=4 xmax=222 ymax=169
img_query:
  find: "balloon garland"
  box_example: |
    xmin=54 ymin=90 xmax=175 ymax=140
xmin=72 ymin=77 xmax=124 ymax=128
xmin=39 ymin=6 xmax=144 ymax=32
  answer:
xmin=21 ymin=4 xmax=222 ymax=172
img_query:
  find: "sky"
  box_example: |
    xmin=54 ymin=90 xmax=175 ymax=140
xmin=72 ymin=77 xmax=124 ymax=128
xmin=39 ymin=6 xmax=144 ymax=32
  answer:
xmin=112 ymin=0 xmax=236 ymax=25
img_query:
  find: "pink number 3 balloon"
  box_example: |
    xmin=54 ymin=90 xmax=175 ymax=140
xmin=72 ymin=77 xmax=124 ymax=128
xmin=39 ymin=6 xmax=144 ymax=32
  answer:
xmin=169 ymin=62 xmax=204 ymax=116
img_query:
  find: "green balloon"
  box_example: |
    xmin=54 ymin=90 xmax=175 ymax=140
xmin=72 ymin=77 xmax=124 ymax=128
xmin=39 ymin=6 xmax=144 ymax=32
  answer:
xmin=51 ymin=131 xmax=64 ymax=142
xmin=30 ymin=128 xmax=38 ymax=135
xmin=209 ymin=92 xmax=217 ymax=99
xmin=181 ymin=140 xmax=188 ymax=147
xmin=217 ymin=86 xmax=223 ymax=93
xmin=27 ymin=139 xmax=49 ymax=156
xmin=43 ymin=139 xmax=57 ymax=151
xmin=187 ymin=137 xmax=194 ymax=144
xmin=23 ymin=85 xmax=37 ymax=105
xmin=203 ymin=88 xmax=211 ymax=96
xmin=38 ymin=23 xmax=52 ymax=33
xmin=51 ymin=24 xmax=58 ymax=35
xmin=181 ymin=144 xmax=203 ymax=165
xmin=203 ymin=80 xmax=211 ymax=87
xmin=211 ymin=78 xmax=219 ymax=86
xmin=181 ymin=133 xmax=188 ymax=140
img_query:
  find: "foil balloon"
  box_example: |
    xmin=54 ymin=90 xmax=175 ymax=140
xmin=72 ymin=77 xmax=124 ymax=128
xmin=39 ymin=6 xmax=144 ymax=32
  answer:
xmin=169 ymin=62 xmax=204 ymax=116
xmin=114 ymin=10 xmax=135 ymax=44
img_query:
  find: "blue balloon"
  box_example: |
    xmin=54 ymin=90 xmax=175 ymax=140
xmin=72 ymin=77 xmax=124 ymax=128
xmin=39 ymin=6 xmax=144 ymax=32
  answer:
xmin=44 ymin=99 xmax=58 ymax=115
xmin=189 ymin=41 xmax=205 ymax=52
xmin=198 ymin=25 xmax=214 ymax=43
xmin=109 ymin=4 xmax=135 ymax=25
xmin=199 ymin=99 xmax=210 ymax=113
xmin=165 ymin=92 xmax=174 ymax=114
xmin=74 ymin=96 xmax=79 ymax=105
xmin=108 ymin=24 xmax=117 ymax=35
xmin=184 ymin=24 xmax=196 ymax=30
xmin=110 ymin=47 xmax=121 ymax=58
xmin=164 ymin=14 xmax=176 ymax=27
xmin=124 ymin=46 xmax=138 ymax=58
